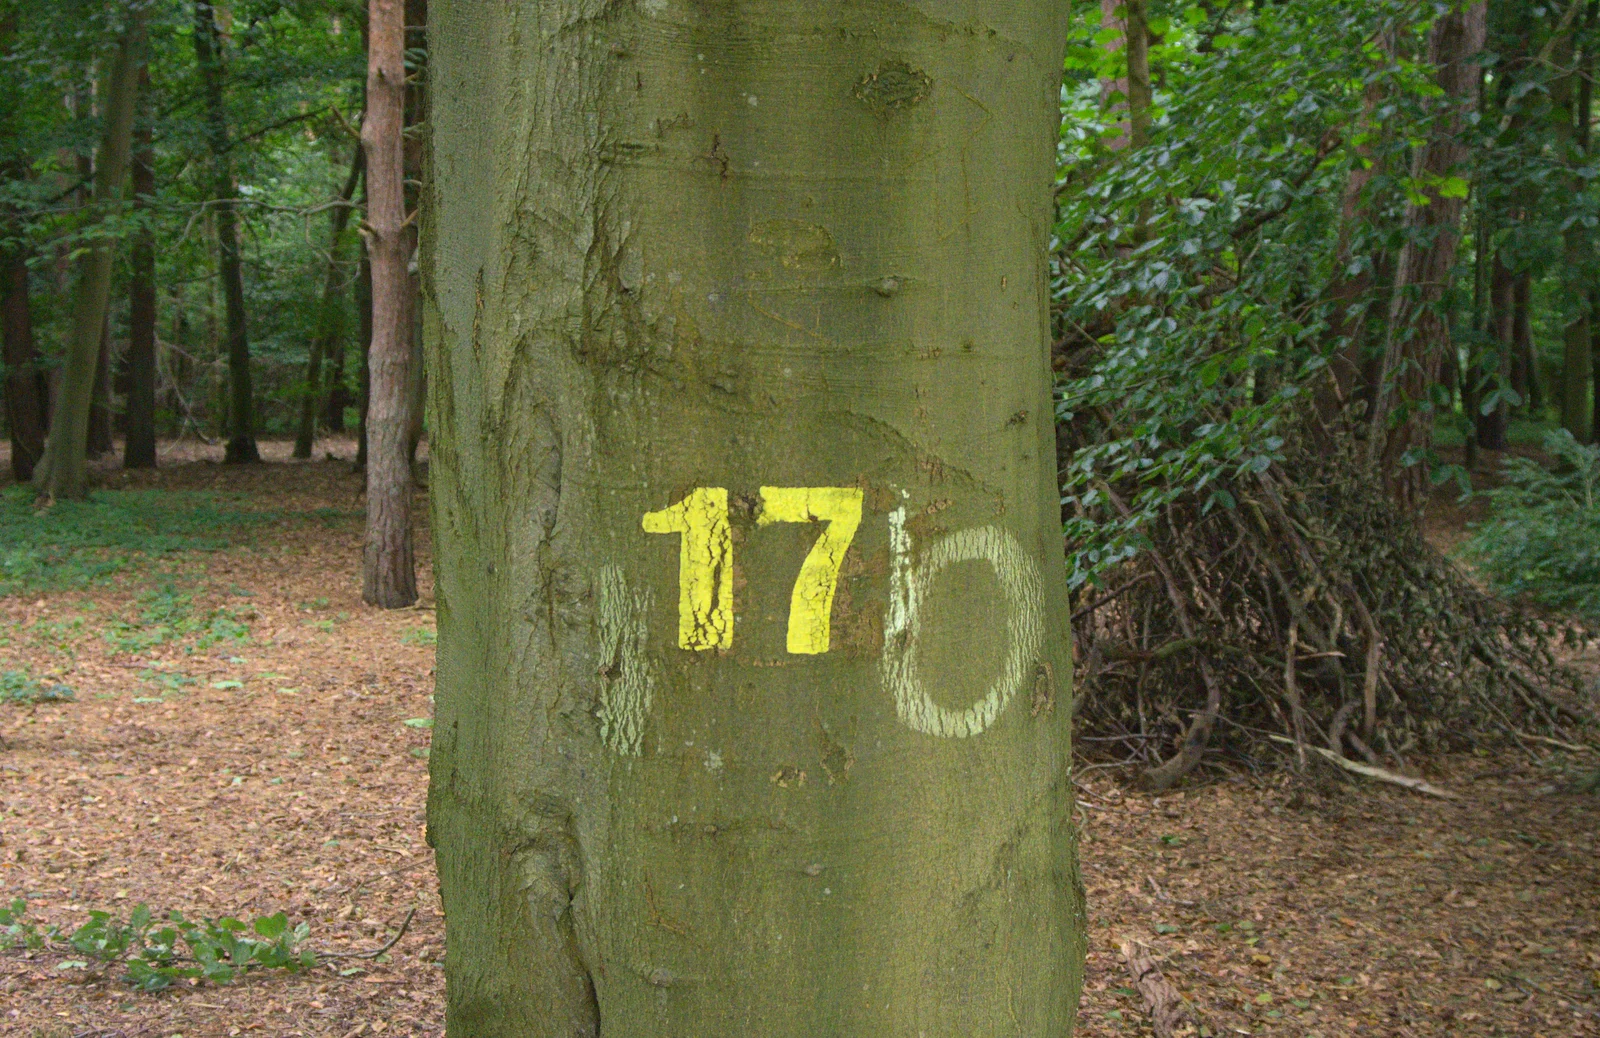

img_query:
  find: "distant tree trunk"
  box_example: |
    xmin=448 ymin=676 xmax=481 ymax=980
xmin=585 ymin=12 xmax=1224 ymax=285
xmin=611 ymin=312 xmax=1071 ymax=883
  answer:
xmin=33 ymin=11 xmax=146 ymax=499
xmin=125 ymin=94 xmax=157 ymax=470
xmin=1366 ymin=2 xmax=1487 ymax=507
xmin=1476 ymin=247 xmax=1512 ymax=451
xmin=1318 ymin=30 xmax=1392 ymax=426
xmin=352 ymin=249 xmax=371 ymax=467
xmin=1554 ymin=8 xmax=1594 ymax=441
xmin=360 ymin=0 xmax=416 ymax=607
xmin=1514 ymin=272 xmax=1538 ymax=414
xmin=192 ymin=0 xmax=259 ymax=465
xmin=403 ymin=0 xmax=427 ymax=479
xmin=2 ymin=221 xmax=46 ymax=482
xmin=425 ymin=2 xmax=1082 ymax=1033
xmin=294 ymin=145 xmax=365 ymax=460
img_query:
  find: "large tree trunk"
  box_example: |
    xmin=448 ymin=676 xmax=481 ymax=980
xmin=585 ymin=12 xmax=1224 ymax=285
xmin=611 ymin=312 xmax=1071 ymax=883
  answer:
xmin=125 ymin=95 xmax=157 ymax=470
xmin=1366 ymin=2 xmax=1487 ymax=507
xmin=33 ymin=11 xmax=145 ymax=499
xmin=193 ymin=0 xmax=260 ymax=465
xmin=2 ymin=227 xmax=46 ymax=483
xmin=359 ymin=0 xmax=415 ymax=607
xmin=294 ymin=145 xmax=365 ymax=460
xmin=424 ymin=3 xmax=1082 ymax=1036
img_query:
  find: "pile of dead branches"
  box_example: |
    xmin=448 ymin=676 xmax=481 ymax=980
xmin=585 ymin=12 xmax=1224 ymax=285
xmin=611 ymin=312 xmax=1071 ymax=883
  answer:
xmin=1068 ymin=429 xmax=1597 ymax=790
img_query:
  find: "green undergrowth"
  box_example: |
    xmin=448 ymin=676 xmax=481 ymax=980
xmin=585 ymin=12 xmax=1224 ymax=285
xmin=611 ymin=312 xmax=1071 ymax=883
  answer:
xmin=1462 ymin=429 xmax=1600 ymax=618
xmin=0 ymin=487 xmax=276 ymax=596
xmin=0 ymin=898 xmax=314 ymax=992
xmin=103 ymin=583 xmax=253 ymax=655
xmin=0 ymin=668 xmax=73 ymax=705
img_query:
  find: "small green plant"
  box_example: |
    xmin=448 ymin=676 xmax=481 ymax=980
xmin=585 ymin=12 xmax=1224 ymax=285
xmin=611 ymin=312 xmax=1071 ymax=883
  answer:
xmin=102 ymin=585 xmax=253 ymax=654
xmin=0 ymin=669 xmax=74 ymax=704
xmin=0 ymin=898 xmax=315 ymax=992
xmin=401 ymin=626 xmax=436 ymax=646
xmin=1462 ymin=430 xmax=1600 ymax=617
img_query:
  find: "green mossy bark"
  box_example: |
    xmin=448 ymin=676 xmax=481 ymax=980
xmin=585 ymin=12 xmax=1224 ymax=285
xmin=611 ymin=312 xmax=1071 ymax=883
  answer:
xmin=424 ymin=2 xmax=1082 ymax=1034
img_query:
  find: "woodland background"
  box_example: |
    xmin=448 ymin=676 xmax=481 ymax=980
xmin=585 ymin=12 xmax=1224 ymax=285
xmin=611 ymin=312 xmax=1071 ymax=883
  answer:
xmin=0 ymin=1 xmax=1599 ymax=1036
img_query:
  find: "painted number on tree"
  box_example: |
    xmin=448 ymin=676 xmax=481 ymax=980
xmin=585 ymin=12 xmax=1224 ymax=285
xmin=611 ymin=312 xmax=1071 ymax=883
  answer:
xmin=632 ymin=487 xmax=1046 ymax=743
xmin=643 ymin=486 xmax=862 ymax=653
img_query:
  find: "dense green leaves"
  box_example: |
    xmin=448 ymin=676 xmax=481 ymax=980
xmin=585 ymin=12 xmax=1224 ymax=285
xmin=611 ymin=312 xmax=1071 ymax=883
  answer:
xmin=1464 ymin=430 xmax=1600 ymax=616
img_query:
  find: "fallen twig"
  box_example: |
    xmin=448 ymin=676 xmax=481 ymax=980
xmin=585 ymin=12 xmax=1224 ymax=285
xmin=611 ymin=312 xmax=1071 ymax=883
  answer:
xmin=1119 ymin=939 xmax=1200 ymax=1038
xmin=1268 ymin=735 xmax=1458 ymax=798
xmin=1514 ymin=731 xmax=1595 ymax=754
xmin=317 ymin=906 xmax=416 ymax=961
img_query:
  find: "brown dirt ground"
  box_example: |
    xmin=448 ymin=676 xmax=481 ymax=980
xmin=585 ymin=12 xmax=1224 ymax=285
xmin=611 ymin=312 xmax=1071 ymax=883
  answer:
xmin=1 ymin=441 xmax=1597 ymax=1037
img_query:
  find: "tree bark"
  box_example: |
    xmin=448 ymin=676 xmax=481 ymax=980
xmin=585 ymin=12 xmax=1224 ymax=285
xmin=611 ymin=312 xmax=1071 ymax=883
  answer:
xmin=125 ymin=92 xmax=157 ymax=470
xmin=359 ymin=0 xmax=415 ymax=607
xmin=294 ymin=145 xmax=365 ymax=460
xmin=1366 ymin=2 xmax=1487 ymax=507
xmin=424 ymin=3 xmax=1083 ymax=1036
xmin=2 ymin=227 xmax=46 ymax=483
xmin=33 ymin=10 xmax=146 ymax=499
xmin=193 ymin=0 xmax=259 ymax=465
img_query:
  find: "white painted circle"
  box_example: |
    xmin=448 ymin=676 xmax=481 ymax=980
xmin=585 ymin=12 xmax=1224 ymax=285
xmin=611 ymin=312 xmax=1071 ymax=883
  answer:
xmin=882 ymin=524 xmax=1044 ymax=738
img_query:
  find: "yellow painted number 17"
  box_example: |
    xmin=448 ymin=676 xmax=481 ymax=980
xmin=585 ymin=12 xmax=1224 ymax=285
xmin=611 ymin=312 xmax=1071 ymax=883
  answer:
xmin=642 ymin=486 xmax=863 ymax=654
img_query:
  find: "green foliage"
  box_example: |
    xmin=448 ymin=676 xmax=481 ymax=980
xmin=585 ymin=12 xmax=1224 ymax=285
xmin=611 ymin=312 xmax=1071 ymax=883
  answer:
xmin=1054 ymin=0 xmax=1437 ymax=587
xmin=0 ymin=488 xmax=270 ymax=596
xmin=0 ymin=669 xmax=73 ymax=704
xmin=1462 ymin=431 xmax=1600 ymax=617
xmin=0 ymin=898 xmax=315 ymax=992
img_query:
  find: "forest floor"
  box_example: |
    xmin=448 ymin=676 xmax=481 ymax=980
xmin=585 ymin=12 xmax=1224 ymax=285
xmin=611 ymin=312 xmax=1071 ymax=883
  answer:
xmin=0 ymin=440 xmax=1597 ymax=1038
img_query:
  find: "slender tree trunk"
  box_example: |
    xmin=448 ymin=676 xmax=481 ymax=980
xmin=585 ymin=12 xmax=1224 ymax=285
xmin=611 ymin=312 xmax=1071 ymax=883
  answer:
xmin=33 ymin=12 xmax=146 ymax=499
xmin=192 ymin=0 xmax=259 ymax=464
xmin=424 ymin=4 xmax=1082 ymax=1035
xmin=1366 ymin=2 xmax=1487 ymax=507
xmin=360 ymin=0 xmax=415 ymax=607
xmin=125 ymin=95 xmax=157 ymax=470
xmin=1475 ymin=246 xmax=1511 ymax=451
xmin=294 ymin=145 xmax=365 ymax=460
xmin=353 ymin=249 xmax=371 ymax=463
xmin=1515 ymin=272 xmax=1538 ymax=414
xmin=2 ymin=227 xmax=46 ymax=482
xmin=1554 ymin=8 xmax=1594 ymax=441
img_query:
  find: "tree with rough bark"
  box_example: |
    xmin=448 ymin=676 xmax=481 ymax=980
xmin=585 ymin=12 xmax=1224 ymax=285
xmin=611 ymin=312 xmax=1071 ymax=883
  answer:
xmin=1365 ymin=1 xmax=1487 ymax=507
xmin=192 ymin=0 xmax=260 ymax=465
xmin=423 ymin=1 xmax=1082 ymax=1034
xmin=359 ymin=0 xmax=415 ymax=607
xmin=32 ymin=8 xmax=146 ymax=500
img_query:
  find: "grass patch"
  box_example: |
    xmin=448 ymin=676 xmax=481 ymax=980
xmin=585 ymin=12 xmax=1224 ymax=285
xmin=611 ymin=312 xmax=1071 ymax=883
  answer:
xmin=0 ymin=487 xmax=273 ymax=596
